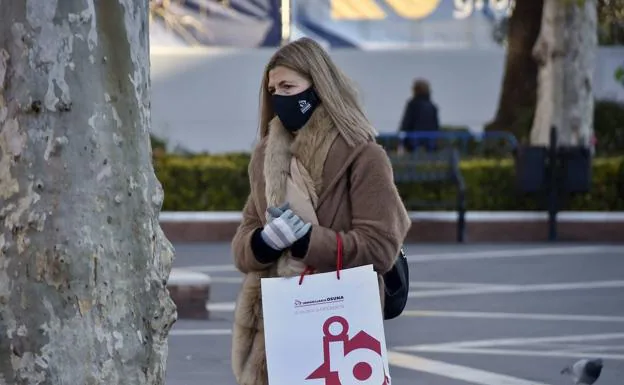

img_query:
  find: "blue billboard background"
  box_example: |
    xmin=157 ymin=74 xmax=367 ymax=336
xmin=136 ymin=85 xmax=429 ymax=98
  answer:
xmin=292 ymin=0 xmax=513 ymax=48
xmin=149 ymin=0 xmax=513 ymax=48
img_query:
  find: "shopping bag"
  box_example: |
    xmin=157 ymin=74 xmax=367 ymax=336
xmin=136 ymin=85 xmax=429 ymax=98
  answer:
xmin=261 ymin=234 xmax=392 ymax=385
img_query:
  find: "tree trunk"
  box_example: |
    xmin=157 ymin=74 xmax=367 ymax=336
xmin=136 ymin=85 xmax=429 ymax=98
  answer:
xmin=485 ymin=0 xmax=543 ymax=141
xmin=530 ymin=0 xmax=598 ymax=146
xmin=0 ymin=1 xmax=177 ymax=384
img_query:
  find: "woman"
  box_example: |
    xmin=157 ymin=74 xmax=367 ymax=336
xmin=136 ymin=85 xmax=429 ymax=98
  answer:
xmin=230 ymin=37 xmax=411 ymax=385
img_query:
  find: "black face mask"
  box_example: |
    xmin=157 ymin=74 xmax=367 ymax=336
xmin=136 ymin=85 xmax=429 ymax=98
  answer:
xmin=272 ymin=87 xmax=320 ymax=132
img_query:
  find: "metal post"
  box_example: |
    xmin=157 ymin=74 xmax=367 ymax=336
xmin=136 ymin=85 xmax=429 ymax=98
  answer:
xmin=547 ymin=125 xmax=558 ymax=241
xmin=280 ymin=0 xmax=291 ymax=46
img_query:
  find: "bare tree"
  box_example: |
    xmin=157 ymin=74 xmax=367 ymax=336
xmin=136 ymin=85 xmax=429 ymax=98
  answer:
xmin=485 ymin=0 xmax=544 ymax=141
xmin=0 ymin=1 xmax=176 ymax=384
xmin=530 ymin=0 xmax=598 ymax=146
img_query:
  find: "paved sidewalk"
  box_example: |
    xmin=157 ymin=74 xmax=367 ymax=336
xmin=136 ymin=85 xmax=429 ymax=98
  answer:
xmin=159 ymin=211 xmax=624 ymax=243
xmin=166 ymin=243 xmax=624 ymax=385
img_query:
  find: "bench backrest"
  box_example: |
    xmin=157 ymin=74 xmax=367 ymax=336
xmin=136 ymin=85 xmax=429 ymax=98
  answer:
xmin=389 ymin=149 xmax=461 ymax=184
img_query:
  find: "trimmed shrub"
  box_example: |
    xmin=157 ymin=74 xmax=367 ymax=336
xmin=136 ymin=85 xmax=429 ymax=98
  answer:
xmin=154 ymin=154 xmax=623 ymax=212
xmin=154 ymin=153 xmax=250 ymax=211
xmin=397 ymin=157 xmax=623 ymax=211
xmin=594 ymin=99 xmax=624 ymax=156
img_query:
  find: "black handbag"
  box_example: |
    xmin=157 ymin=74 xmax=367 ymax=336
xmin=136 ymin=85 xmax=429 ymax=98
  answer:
xmin=383 ymin=246 xmax=409 ymax=320
xmin=344 ymin=157 xmax=409 ymax=319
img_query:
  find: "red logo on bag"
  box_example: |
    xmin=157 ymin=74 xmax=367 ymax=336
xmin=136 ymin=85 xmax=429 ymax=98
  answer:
xmin=306 ymin=316 xmax=390 ymax=385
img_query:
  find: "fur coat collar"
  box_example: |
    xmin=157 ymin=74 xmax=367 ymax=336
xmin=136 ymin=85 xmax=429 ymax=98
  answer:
xmin=263 ymin=104 xmax=338 ymax=211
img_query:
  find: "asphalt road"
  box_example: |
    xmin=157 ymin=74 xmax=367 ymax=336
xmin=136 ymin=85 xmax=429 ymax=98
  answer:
xmin=166 ymin=243 xmax=624 ymax=385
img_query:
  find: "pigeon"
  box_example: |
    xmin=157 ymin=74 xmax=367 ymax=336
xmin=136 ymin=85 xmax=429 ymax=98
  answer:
xmin=561 ymin=358 xmax=603 ymax=385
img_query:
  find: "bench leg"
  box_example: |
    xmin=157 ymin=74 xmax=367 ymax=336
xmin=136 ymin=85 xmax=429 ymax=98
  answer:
xmin=457 ymin=191 xmax=466 ymax=243
xmin=457 ymin=208 xmax=466 ymax=243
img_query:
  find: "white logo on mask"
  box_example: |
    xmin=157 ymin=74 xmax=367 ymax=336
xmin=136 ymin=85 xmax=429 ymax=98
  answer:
xmin=299 ymin=99 xmax=312 ymax=114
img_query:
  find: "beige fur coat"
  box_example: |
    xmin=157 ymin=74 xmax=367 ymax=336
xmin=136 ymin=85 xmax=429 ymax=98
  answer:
xmin=230 ymin=106 xmax=411 ymax=385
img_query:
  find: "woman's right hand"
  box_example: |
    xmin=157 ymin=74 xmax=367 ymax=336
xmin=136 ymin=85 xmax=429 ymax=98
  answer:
xmin=261 ymin=209 xmax=311 ymax=250
xmin=266 ymin=202 xmax=290 ymax=222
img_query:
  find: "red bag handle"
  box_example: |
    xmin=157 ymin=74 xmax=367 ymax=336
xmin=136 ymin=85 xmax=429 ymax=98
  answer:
xmin=298 ymin=233 xmax=343 ymax=285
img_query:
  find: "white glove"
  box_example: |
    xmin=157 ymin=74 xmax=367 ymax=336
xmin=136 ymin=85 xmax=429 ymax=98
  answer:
xmin=261 ymin=209 xmax=311 ymax=250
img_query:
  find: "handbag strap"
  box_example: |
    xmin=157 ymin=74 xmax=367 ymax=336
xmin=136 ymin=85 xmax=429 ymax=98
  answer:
xmin=298 ymin=233 xmax=343 ymax=285
xmin=336 ymin=233 xmax=343 ymax=279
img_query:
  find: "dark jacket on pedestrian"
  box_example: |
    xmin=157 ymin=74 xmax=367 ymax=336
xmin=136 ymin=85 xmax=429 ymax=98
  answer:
xmin=399 ymin=95 xmax=440 ymax=133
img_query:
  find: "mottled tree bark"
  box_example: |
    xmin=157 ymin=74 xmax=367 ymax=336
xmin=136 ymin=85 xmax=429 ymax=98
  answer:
xmin=530 ymin=0 xmax=598 ymax=146
xmin=485 ymin=0 xmax=543 ymax=141
xmin=0 ymin=1 xmax=177 ymax=384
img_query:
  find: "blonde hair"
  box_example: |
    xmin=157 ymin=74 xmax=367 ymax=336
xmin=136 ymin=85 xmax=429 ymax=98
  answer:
xmin=257 ymin=37 xmax=377 ymax=147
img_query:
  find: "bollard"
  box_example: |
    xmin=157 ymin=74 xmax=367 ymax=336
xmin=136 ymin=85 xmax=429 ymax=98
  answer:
xmin=167 ymin=269 xmax=212 ymax=320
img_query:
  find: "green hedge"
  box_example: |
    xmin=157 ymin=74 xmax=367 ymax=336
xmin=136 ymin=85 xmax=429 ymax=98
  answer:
xmin=155 ymin=153 xmax=251 ymax=211
xmin=154 ymin=154 xmax=623 ymax=211
xmin=396 ymin=157 xmax=623 ymax=211
xmin=594 ymin=99 xmax=624 ymax=155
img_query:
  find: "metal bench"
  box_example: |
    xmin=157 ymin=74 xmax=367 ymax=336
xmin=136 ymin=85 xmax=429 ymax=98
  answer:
xmin=377 ymin=131 xmax=518 ymax=159
xmin=389 ymin=148 xmax=467 ymax=242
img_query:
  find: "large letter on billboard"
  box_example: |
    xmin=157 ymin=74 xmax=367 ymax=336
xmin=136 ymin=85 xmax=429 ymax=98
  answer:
xmin=331 ymin=0 xmax=386 ymax=20
xmin=384 ymin=0 xmax=442 ymax=19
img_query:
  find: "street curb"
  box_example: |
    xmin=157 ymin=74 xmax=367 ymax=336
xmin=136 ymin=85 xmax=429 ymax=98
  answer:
xmin=159 ymin=211 xmax=624 ymax=243
xmin=167 ymin=269 xmax=211 ymax=320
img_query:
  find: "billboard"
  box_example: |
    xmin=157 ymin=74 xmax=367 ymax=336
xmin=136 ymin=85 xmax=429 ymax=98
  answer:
xmin=149 ymin=0 xmax=282 ymax=47
xmin=148 ymin=0 xmax=514 ymax=48
xmin=290 ymin=0 xmax=514 ymax=48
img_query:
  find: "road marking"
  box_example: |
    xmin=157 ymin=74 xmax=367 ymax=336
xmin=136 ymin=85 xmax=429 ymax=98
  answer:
xmin=207 ymin=279 xmax=624 ymax=311
xmin=168 ymin=269 xmax=212 ymax=285
xmin=180 ymin=246 xmax=624 ymax=274
xmin=409 ymin=280 xmax=624 ymax=298
xmin=396 ymin=347 xmax=624 ymax=360
xmin=398 ymin=332 xmax=624 ymax=350
xmin=407 ymin=246 xmax=623 ymax=262
xmin=207 ymin=302 xmax=236 ymax=312
xmin=387 ymin=351 xmax=552 ymax=385
xmin=548 ymin=344 xmax=624 ymax=353
xmin=188 ymin=264 xmax=239 ymax=273
xmin=210 ymin=276 xmax=244 ymax=284
xmin=395 ymin=333 xmax=624 ymax=360
xmin=205 ymin=277 xmax=513 ymax=287
xmin=401 ymin=310 xmax=624 ymax=322
xmin=409 ymin=281 xmax=512 ymax=289
xmin=170 ymin=328 xmax=232 ymax=336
